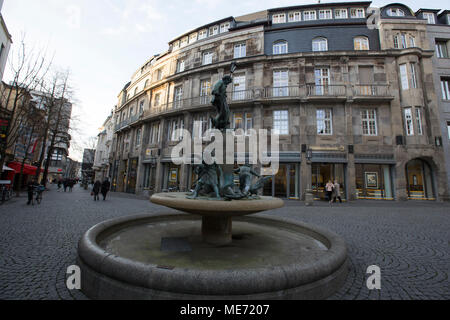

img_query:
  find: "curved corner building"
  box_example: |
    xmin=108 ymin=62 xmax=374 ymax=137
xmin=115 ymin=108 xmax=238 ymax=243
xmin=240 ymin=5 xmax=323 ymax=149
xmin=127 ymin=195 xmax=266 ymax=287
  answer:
xmin=107 ymin=2 xmax=450 ymax=202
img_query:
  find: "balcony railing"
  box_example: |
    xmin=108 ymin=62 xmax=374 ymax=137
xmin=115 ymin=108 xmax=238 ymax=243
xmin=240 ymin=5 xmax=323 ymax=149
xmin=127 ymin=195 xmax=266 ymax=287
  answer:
xmin=123 ymin=84 xmax=391 ymax=127
xmin=307 ymin=85 xmax=346 ymax=97
xmin=353 ymin=84 xmax=390 ymax=97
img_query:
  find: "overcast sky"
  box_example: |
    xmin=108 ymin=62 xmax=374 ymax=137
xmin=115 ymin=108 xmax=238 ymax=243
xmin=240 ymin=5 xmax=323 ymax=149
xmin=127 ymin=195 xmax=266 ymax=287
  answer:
xmin=2 ymin=0 xmax=447 ymax=161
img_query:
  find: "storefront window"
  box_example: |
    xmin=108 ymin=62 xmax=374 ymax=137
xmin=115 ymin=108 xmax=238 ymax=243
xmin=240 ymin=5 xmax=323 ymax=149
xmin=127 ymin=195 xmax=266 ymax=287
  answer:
xmin=406 ymin=159 xmax=434 ymax=200
xmin=263 ymin=163 xmax=299 ymax=198
xmin=356 ymin=164 xmax=393 ymax=200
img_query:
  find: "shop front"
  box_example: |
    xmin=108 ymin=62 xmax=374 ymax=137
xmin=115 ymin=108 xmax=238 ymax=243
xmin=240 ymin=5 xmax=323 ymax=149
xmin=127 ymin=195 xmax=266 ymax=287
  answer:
xmin=126 ymin=158 xmax=138 ymax=194
xmin=162 ymin=163 xmax=181 ymax=191
xmin=262 ymin=152 xmax=301 ymax=199
xmin=311 ymin=163 xmax=346 ymax=201
xmin=355 ymin=164 xmax=394 ymax=200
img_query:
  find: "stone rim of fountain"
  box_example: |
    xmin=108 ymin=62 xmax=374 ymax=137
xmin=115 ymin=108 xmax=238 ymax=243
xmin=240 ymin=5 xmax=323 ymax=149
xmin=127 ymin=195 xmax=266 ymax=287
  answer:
xmin=77 ymin=213 xmax=348 ymax=299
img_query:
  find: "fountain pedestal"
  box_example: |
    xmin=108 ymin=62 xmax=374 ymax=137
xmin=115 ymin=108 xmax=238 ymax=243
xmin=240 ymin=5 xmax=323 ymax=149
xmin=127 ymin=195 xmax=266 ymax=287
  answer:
xmin=202 ymin=216 xmax=232 ymax=245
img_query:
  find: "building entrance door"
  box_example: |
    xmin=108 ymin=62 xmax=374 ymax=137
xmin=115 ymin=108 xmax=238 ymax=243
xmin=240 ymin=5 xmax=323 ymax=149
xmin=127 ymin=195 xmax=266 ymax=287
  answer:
xmin=127 ymin=158 xmax=138 ymax=194
xmin=406 ymin=159 xmax=435 ymax=200
xmin=263 ymin=163 xmax=299 ymax=199
xmin=311 ymin=163 xmax=346 ymax=200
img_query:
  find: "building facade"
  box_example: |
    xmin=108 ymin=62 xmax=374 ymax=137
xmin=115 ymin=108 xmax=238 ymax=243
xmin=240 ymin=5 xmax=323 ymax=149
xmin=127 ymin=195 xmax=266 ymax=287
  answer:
xmin=93 ymin=111 xmax=115 ymax=182
xmin=0 ymin=0 xmax=12 ymax=81
xmin=105 ymin=2 xmax=449 ymax=201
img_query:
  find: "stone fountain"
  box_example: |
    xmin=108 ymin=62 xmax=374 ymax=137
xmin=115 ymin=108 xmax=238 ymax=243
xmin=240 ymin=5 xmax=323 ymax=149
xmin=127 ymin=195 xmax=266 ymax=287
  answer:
xmin=77 ymin=63 xmax=348 ymax=300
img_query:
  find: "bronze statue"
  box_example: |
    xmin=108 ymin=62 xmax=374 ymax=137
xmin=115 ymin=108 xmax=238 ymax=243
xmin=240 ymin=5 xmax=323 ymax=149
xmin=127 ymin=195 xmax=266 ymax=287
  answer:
xmin=187 ymin=162 xmax=221 ymax=199
xmin=234 ymin=165 xmax=260 ymax=196
xmin=211 ymin=75 xmax=232 ymax=130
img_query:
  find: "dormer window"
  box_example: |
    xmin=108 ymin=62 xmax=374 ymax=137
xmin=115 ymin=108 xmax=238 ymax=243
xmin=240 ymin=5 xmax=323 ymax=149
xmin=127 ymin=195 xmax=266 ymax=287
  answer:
xmin=198 ymin=29 xmax=207 ymax=40
xmin=303 ymin=11 xmax=316 ymax=21
xmin=335 ymin=9 xmax=348 ymax=19
xmin=312 ymin=37 xmax=328 ymax=52
xmin=387 ymin=8 xmax=405 ymax=17
xmin=354 ymin=36 xmax=369 ymax=50
xmin=220 ymin=22 xmax=230 ymax=33
xmin=288 ymin=11 xmax=301 ymax=22
xmin=173 ymin=41 xmax=180 ymax=50
xmin=423 ymin=12 xmax=435 ymax=24
xmin=189 ymin=33 xmax=197 ymax=43
xmin=180 ymin=37 xmax=188 ymax=47
xmin=319 ymin=9 xmax=332 ymax=20
xmin=350 ymin=8 xmax=365 ymax=18
xmin=273 ymin=40 xmax=288 ymax=55
xmin=209 ymin=25 xmax=219 ymax=36
xmin=272 ymin=13 xmax=286 ymax=24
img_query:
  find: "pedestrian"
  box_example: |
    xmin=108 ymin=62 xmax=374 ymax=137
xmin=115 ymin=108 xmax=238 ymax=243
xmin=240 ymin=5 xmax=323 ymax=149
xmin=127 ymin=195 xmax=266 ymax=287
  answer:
xmin=57 ymin=180 xmax=62 ymax=192
xmin=63 ymin=179 xmax=68 ymax=192
xmin=101 ymin=178 xmax=111 ymax=201
xmin=27 ymin=178 xmax=38 ymax=205
xmin=325 ymin=180 xmax=334 ymax=205
xmin=92 ymin=180 xmax=101 ymax=201
xmin=68 ymin=179 xmax=74 ymax=192
xmin=333 ymin=180 xmax=343 ymax=203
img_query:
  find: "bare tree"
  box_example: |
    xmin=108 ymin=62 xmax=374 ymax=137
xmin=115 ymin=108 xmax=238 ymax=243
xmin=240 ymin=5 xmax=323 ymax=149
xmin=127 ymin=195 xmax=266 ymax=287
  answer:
xmin=0 ymin=35 xmax=52 ymax=174
xmin=34 ymin=69 xmax=73 ymax=187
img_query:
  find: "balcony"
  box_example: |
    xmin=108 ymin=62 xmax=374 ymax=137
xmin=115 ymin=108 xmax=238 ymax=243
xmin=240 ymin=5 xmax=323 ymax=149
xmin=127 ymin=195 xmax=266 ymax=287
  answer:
xmin=306 ymin=85 xmax=347 ymax=100
xmin=352 ymin=84 xmax=394 ymax=101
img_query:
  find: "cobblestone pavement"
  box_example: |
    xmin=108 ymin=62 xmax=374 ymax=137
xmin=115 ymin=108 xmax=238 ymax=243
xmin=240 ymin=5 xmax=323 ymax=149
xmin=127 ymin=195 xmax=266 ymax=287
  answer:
xmin=0 ymin=185 xmax=448 ymax=300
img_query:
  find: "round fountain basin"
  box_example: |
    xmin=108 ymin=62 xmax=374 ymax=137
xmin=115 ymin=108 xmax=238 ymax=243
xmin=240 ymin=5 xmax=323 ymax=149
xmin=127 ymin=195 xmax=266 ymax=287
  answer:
xmin=150 ymin=192 xmax=285 ymax=216
xmin=77 ymin=214 xmax=348 ymax=300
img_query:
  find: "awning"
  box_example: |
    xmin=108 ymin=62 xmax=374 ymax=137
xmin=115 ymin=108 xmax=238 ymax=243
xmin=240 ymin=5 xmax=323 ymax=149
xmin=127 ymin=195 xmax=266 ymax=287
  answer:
xmin=7 ymin=162 xmax=43 ymax=175
xmin=2 ymin=165 xmax=15 ymax=171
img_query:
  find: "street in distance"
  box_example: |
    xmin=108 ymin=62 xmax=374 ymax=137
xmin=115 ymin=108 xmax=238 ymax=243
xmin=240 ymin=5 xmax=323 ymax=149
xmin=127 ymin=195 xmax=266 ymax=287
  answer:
xmin=180 ymin=304 xmax=271 ymax=317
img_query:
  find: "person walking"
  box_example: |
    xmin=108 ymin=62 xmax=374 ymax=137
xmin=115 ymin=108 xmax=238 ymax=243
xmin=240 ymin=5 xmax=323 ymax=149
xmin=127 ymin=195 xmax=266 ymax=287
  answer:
xmin=57 ymin=180 xmax=62 ymax=192
xmin=68 ymin=179 xmax=74 ymax=192
xmin=63 ymin=179 xmax=68 ymax=192
xmin=325 ymin=180 xmax=334 ymax=205
xmin=27 ymin=179 xmax=38 ymax=205
xmin=101 ymin=178 xmax=111 ymax=201
xmin=92 ymin=181 xmax=101 ymax=201
xmin=333 ymin=180 xmax=343 ymax=203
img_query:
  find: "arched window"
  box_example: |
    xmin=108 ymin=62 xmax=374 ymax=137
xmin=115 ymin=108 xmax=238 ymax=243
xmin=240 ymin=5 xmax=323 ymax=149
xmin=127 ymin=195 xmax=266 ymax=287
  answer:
xmin=387 ymin=8 xmax=405 ymax=17
xmin=312 ymin=37 xmax=328 ymax=52
xmin=273 ymin=40 xmax=288 ymax=55
xmin=354 ymin=36 xmax=369 ymax=50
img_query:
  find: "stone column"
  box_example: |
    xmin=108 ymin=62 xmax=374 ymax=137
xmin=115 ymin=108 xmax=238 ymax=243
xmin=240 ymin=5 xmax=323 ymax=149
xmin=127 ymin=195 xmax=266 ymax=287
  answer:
xmin=347 ymin=153 xmax=356 ymax=201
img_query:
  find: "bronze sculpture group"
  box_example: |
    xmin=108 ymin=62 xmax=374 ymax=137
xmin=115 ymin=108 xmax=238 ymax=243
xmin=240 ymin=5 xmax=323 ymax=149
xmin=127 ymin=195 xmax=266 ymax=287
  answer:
xmin=187 ymin=63 xmax=270 ymax=201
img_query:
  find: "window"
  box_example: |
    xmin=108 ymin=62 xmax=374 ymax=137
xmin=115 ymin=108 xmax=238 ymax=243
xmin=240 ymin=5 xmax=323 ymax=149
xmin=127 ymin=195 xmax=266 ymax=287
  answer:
xmin=350 ymin=8 xmax=365 ymax=18
xmin=441 ymin=78 xmax=450 ymax=100
xmin=203 ymin=52 xmax=213 ymax=65
xmin=319 ymin=9 xmax=332 ymax=20
xmin=134 ymin=87 xmax=138 ymax=96
xmin=154 ymin=93 xmax=161 ymax=107
xmin=387 ymin=8 xmax=405 ymax=16
xmin=409 ymin=36 xmax=416 ymax=48
xmin=174 ymin=86 xmax=183 ymax=108
xmin=288 ymin=11 xmax=301 ymax=22
xmin=404 ymin=108 xmax=414 ymax=136
xmin=354 ymin=36 xmax=369 ymax=50
xmin=157 ymin=69 xmax=163 ymax=81
xmin=401 ymin=33 xmax=407 ymax=49
xmin=189 ymin=33 xmax=198 ymax=43
xmin=232 ymin=75 xmax=246 ymax=100
xmin=272 ymin=13 xmax=286 ymax=24
xmin=436 ymin=41 xmax=449 ymax=58
xmin=173 ymin=41 xmax=180 ymax=50
xmin=273 ymin=110 xmax=289 ymax=135
xmin=176 ymin=60 xmax=185 ymax=73
xmin=393 ymin=35 xmax=399 ymax=48
xmin=234 ymin=43 xmax=246 ymax=58
xmin=303 ymin=11 xmax=316 ymax=21
xmin=209 ymin=25 xmax=219 ymax=36
xmin=317 ymin=109 xmax=333 ymax=135
xmin=314 ymin=68 xmax=330 ymax=95
xmin=410 ymin=63 xmax=418 ymax=89
xmin=139 ymin=101 xmax=144 ymax=114
xmin=193 ymin=115 xmax=209 ymax=138
xmin=447 ymin=121 xmax=450 ymax=139
xmin=399 ymin=64 xmax=409 ymax=90
xmin=129 ymin=107 xmax=134 ymax=118
xmin=273 ymin=70 xmax=289 ymax=97
xmin=423 ymin=12 xmax=435 ymax=24
xmin=150 ymin=122 xmax=160 ymax=144
xmin=198 ymin=29 xmax=207 ymax=40
xmin=312 ymin=37 xmax=328 ymax=52
xmin=335 ymin=9 xmax=348 ymax=19
xmin=233 ymin=113 xmax=253 ymax=134
xmin=361 ymin=109 xmax=378 ymax=136
xmin=135 ymin=128 xmax=142 ymax=146
xmin=145 ymin=79 xmax=150 ymax=88
xmin=416 ymin=108 xmax=423 ymax=135
xmin=273 ymin=40 xmax=288 ymax=55
xmin=220 ymin=22 xmax=230 ymax=33
xmin=200 ymin=79 xmax=211 ymax=104
xmin=180 ymin=37 xmax=188 ymax=47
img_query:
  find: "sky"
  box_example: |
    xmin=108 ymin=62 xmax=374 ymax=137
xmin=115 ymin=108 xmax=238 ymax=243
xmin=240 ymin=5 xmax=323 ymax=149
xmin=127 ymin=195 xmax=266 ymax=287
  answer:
xmin=2 ymin=0 xmax=447 ymax=161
